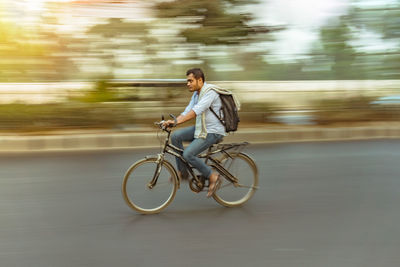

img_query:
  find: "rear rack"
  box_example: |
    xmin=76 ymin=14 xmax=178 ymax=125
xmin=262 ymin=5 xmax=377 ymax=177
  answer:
xmin=199 ymin=142 xmax=249 ymax=158
xmin=214 ymin=142 xmax=249 ymax=151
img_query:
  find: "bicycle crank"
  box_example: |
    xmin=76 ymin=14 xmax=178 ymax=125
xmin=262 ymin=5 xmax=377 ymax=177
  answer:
xmin=189 ymin=176 xmax=206 ymax=193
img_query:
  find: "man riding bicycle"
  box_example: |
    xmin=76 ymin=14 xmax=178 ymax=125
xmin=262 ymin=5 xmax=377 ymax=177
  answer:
xmin=163 ymin=68 xmax=234 ymax=197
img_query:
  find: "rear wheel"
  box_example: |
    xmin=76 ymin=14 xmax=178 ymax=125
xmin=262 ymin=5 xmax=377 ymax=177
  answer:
xmin=213 ymin=152 xmax=258 ymax=207
xmin=122 ymin=157 xmax=178 ymax=214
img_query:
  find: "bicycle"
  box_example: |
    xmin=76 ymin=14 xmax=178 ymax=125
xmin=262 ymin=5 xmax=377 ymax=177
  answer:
xmin=122 ymin=115 xmax=259 ymax=214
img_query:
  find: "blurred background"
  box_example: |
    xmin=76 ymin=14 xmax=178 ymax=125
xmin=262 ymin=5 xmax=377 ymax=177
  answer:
xmin=0 ymin=0 xmax=399 ymax=132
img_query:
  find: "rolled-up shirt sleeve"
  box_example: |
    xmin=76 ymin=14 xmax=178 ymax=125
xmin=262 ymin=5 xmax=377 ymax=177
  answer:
xmin=192 ymin=90 xmax=218 ymax=116
xmin=181 ymin=92 xmax=197 ymax=116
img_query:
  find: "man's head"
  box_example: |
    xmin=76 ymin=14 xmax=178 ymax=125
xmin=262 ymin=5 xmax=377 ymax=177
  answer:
xmin=186 ymin=68 xmax=205 ymax=92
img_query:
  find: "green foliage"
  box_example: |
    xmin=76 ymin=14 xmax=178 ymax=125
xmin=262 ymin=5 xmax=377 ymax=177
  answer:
xmin=240 ymin=101 xmax=277 ymax=112
xmin=0 ymin=103 xmax=135 ymax=131
xmin=312 ymin=96 xmax=400 ymax=124
xmin=2 ymin=1 xmax=399 ymax=81
xmin=86 ymin=18 xmax=159 ymax=78
xmin=239 ymin=101 xmax=278 ymax=123
xmin=76 ymin=80 xmax=119 ymax=103
xmin=0 ymin=17 xmax=78 ymax=82
xmin=315 ymin=18 xmax=356 ymax=80
xmin=155 ymin=0 xmax=262 ymax=45
xmin=309 ymin=4 xmax=400 ymax=80
xmin=88 ymin=18 xmax=150 ymax=38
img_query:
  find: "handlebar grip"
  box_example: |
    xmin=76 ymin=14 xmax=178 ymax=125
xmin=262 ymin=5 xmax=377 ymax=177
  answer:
xmin=169 ymin=114 xmax=177 ymax=126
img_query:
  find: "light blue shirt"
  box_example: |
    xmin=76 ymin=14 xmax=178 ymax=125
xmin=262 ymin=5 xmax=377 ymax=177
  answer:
xmin=181 ymin=83 xmax=226 ymax=137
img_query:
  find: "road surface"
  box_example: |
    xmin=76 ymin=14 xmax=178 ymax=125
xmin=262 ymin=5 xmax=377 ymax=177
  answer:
xmin=1 ymin=140 xmax=400 ymax=267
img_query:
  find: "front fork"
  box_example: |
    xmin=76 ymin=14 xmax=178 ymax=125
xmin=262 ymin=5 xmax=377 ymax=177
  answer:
xmin=147 ymin=154 xmax=164 ymax=189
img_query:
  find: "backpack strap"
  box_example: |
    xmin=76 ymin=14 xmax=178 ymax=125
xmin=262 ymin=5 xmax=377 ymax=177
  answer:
xmin=209 ymin=107 xmax=225 ymax=126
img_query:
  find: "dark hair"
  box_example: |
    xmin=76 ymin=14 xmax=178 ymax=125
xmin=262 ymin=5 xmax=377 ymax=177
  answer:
xmin=186 ymin=68 xmax=205 ymax=82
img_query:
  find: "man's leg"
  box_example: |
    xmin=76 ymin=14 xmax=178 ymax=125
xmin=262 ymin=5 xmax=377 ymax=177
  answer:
xmin=182 ymin=133 xmax=223 ymax=181
xmin=170 ymin=126 xmax=195 ymax=178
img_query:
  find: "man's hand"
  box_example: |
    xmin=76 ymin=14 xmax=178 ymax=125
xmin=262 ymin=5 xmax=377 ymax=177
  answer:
xmin=162 ymin=120 xmax=175 ymax=128
xmin=161 ymin=110 xmax=195 ymax=129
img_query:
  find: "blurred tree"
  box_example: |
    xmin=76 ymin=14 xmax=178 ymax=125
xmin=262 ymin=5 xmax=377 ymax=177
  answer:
xmin=319 ymin=17 xmax=358 ymax=80
xmin=353 ymin=4 xmax=400 ymax=79
xmin=303 ymin=1 xmax=400 ymax=80
xmin=156 ymin=0 xmax=266 ymax=45
xmin=262 ymin=1 xmax=400 ymax=80
xmin=0 ymin=17 xmax=78 ymax=82
xmin=155 ymin=0 xmax=280 ymax=80
xmin=350 ymin=3 xmax=400 ymax=40
xmin=36 ymin=15 xmax=80 ymax=81
xmin=86 ymin=18 xmax=159 ymax=78
xmin=336 ymin=2 xmax=400 ymax=79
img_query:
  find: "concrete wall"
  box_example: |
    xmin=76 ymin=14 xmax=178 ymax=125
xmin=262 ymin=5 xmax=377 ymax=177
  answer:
xmin=216 ymin=80 xmax=400 ymax=109
xmin=0 ymin=82 xmax=92 ymax=104
xmin=1 ymin=80 xmax=399 ymax=109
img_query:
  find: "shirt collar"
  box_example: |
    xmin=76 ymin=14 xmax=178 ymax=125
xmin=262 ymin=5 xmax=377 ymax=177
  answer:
xmin=194 ymin=82 xmax=207 ymax=98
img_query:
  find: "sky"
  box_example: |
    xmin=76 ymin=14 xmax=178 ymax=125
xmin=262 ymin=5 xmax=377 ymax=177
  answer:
xmin=252 ymin=0 xmax=350 ymax=61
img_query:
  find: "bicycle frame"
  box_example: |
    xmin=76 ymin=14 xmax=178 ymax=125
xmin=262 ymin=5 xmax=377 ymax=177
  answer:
xmin=148 ymin=127 xmax=247 ymax=191
xmin=148 ymin=129 xmax=202 ymax=189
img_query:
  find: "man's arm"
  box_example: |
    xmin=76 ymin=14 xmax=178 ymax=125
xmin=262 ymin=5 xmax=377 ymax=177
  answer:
xmin=164 ymin=90 xmax=217 ymax=127
xmin=181 ymin=93 xmax=197 ymax=116
xmin=176 ymin=110 xmax=196 ymax=125
xmin=164 ymin=110 xmax=196 ymax=127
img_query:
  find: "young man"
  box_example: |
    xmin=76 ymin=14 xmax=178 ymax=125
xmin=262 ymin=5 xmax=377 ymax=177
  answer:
xmin=162 ymin=68 xmax=226 ymax=197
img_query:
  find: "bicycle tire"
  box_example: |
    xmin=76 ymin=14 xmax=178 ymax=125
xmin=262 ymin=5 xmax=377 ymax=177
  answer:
xmin=122 ymin=157 xmax=178 ymax=214
xmin=213 ymin=152 xmax=258 ymax=207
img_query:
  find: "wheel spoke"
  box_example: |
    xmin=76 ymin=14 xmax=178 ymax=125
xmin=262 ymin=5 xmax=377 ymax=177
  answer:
xmin=235 ymin=184 xmax=259 ymax=189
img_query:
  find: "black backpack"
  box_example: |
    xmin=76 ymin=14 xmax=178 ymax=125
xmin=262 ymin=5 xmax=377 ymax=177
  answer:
xmin=210 ymin=93 xmax=240 ymax=133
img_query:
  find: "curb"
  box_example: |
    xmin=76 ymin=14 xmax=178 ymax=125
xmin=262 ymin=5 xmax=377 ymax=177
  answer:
xmin=1 ymin=126 xmax=400 ymax=152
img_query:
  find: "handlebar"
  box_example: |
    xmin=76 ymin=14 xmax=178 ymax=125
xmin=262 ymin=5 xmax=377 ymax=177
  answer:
xmin=154 ymin=114 xmax=178 ymax=131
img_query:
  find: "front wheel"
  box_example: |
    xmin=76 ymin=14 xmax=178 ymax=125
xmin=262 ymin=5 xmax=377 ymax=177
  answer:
xmin=213 ymin=152 xmax=258 ymax=207
xmin=122 ymin=157 xmax=178 ymax=214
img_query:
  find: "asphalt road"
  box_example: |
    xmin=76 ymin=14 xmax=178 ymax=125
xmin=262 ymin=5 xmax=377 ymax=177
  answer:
xmin=1 ymin=140 xmax=400 ymax=267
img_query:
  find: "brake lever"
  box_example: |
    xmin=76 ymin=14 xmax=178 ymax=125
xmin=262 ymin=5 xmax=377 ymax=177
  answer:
xmin=154 ymin=120 xmax=165 ymax=129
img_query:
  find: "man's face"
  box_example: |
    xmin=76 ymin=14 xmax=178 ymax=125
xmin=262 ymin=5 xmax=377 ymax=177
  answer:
xmin=186 ymin=73 xmax=203 ymax=92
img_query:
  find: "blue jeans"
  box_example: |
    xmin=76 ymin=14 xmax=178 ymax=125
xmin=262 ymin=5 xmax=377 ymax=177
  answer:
xmin=171 ymin=126 xmax=223 ymax=179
